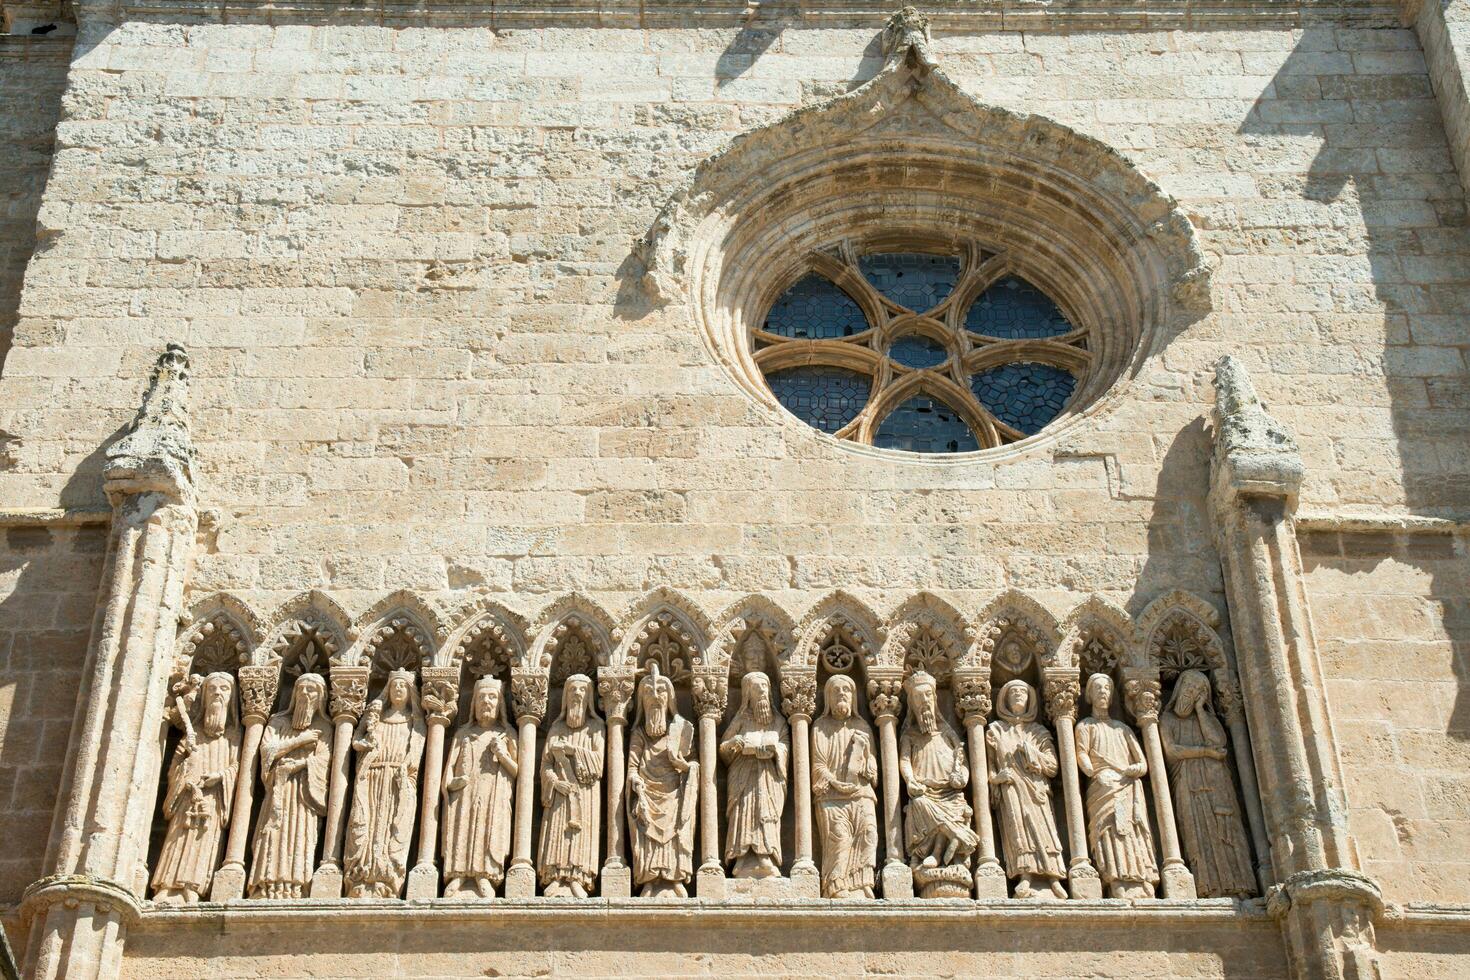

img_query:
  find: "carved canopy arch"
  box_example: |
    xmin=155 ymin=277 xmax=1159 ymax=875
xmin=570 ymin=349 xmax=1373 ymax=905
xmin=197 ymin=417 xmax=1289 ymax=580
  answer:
xmin=790 ymin=590 xmax=885 ymax=675
xmin=440 ymin=596 xmax=529 ymax=677
xmin=259 ymin=589 xmax=352 ymax=674
xmin=1137 ymin=590 xmax=1229 ymax=679
xmin=1058 ymin=594 xmax=1145 ymax=674
xmin=642 ymin=12 xmax=1211 ymax=461
xmin=882 ymin=591 xmax=969 ymax=681
xmin=528 ymin=592 xmax=618 ymax=679
xmin=615 ymin=588 xmax=713 ymax=675
xmin=176 ymin=593 xmax=264 ymax=676
xmin=964 ymin=590 xmax=1061 ymax=674
xmin=708 ymin=595 xmax=797 ymax=679
xmin=349 ymin=590 xmax=445 ymax=681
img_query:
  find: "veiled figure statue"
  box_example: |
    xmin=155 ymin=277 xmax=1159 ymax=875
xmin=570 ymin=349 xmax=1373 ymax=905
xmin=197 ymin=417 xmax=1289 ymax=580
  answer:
xmin=1161 ymin=670 xmax=1255 ymax=898
xmin=720 ymin=672 xmax=789 ymax=879
xmin=1076 ymin=673 xmax=1159 ymax=899
xmin=153 ymin=671 xmax=240 ymax=904
xmin=539 ymin=674 xmax=605 ymax=897
xmin=248 ymin=672 xmax=331 ymax=899
xmin=899 ymin=671 xmax=978 ymax=898
xmin=442 ymin=676 xmax=519 ymax=899
xmin=987 ymin=679 xmax=1067 ymax=899
xmin=810 ymin=674 xmax=879 ymax=899
xmin=627 ymin=664 xmax=699 ymax=897
xmin=344 ymin=669 xmax=427 ymax=898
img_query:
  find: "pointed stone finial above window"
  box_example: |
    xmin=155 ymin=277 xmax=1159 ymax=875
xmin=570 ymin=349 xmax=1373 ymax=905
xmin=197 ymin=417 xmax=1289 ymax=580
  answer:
xmin=104 ymin=343 xmax=195 ymax=504
xmin=882 ymin=6 xmax=937 ymax=71
xmin=1209 ymin=355 xmax=1302 ymax=508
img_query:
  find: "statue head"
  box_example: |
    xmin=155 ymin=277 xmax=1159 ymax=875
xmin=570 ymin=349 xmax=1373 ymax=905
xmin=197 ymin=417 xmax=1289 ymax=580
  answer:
xmin=201 ymin=672 xmax=235 ymax=736
xmin=384 ymin=669 xmax=414 ymax=710
xmin=291 ymin=672 xmax=327 ymax=730
xmin=823 ymin=674 xmax=857 ymax=720
xmin=563 ymin=674 xmax=592 ymax=729
xmin=637 ymin=663 xmax=675 ymax=738
xmin=996 ymin=679 xmax=1037 ymax=724
xmin=904 ymin=671 xmax=939 ymax=734
xmin=472 ymin=676 xmax=503 ymax=726
xmin=1168 ymin=669 xmax=1212 ymax=717
xmin=740 ymin=671 xmax=773 ymax=726
xmin=1086 ymin=673 xmax=1113 ymax=717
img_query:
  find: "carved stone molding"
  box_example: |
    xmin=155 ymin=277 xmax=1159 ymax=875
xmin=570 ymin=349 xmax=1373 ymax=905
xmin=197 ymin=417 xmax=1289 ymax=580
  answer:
xmin=420 ymin=665 xmax=461 ymax=727
xmin=237 ymin=664 xmax=281 ymax=725
xmin=1041 ymin=670 xmax=1081 ymax=722
xmin=866 ymin=673 xmax=903 ymax=722
xmin=598 ymin=669 xmax=636 ymax=724
xmin=21 ymin=874 xmax=143 ymax=927
xmin=692 ymin=671 xmax=728 ymax=720
xmin=511 ymin=673 xmax=548 ymax=725
xmin=952 ymin=671 xmax=991 ymax=725
xmin=328 ymin=667 xmax=369 ymax=724
xmin=102 ymin=343 xmax=195 ymax=505
xmin=779 ymin=673 xmax=817 ymax=722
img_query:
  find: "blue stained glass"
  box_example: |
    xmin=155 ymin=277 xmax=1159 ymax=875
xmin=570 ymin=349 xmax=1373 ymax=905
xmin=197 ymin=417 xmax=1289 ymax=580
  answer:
xmin=764 ymin=274 xmax=868 ymax=339
xmin=768 ymin=366 xmax=870 ymax=434
xmin=970 ymin=362 xmax=1077 ymax=436
xmin=858 ymin=253 xmax=961 ymax=312
xmin=965 ymin=276 xmax=1073 ymax=339
xmin=888 ymin=335 xmax=949 ymax=370
xmin=873 ymin=395 xmax=979 ymax=454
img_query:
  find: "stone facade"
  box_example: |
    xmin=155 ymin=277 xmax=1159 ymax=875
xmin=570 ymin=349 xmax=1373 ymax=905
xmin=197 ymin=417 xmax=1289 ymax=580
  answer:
xmin=1 ymin=0 xmax=1469 ymax=977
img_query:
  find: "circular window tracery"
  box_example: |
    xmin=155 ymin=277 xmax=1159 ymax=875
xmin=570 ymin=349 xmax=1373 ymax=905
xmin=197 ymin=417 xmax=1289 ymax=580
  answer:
xmin=754 ymin=245 xmax=1092 ymax=452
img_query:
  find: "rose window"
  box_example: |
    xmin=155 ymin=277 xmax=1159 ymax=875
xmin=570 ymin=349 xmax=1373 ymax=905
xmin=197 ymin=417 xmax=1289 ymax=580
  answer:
xmin=755 ymin=245 xmax=1091 ymax=453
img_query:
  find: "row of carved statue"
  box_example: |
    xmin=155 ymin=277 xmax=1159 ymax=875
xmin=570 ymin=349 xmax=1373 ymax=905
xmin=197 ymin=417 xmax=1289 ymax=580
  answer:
xmin=152 ymin=606 xmax=1263 ymax=906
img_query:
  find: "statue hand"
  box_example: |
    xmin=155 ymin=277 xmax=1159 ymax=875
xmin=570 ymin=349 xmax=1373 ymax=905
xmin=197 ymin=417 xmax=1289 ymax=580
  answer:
xmin=907 ymin=781 xmax=926 ymax=798
xmin=556 ymin=779 xmax=574 ymax=796
xmin=446 ymin=776 xmax=467 ymax=793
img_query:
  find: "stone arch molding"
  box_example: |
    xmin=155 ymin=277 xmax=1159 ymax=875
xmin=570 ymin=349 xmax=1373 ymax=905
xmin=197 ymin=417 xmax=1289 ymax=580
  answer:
xmin=641 ymin=7 xmax=1212 ymax=460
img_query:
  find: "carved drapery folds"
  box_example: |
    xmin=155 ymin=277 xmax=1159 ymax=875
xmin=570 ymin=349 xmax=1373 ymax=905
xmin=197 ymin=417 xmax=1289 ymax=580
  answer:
xmin=148 ymin=587 xmax=1266 ymax=911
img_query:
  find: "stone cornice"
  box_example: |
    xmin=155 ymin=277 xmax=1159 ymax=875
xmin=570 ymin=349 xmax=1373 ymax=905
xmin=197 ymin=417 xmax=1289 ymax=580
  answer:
xmin=69 ymin=0 xmax=1401 ymax=30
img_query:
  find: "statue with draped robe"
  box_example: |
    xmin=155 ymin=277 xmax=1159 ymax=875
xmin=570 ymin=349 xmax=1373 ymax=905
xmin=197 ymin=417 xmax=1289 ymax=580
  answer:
xmin=248 ymin=672 xmax=331 ymax=899
xmin=1076 ymin=673 xmax=1159 ymax=899
xmin=442 ymin=676 xmax=518 ymax=898
xmin=628 ymin=664 xmax=699 ymax=897
xmin=539 ymin=674 xmax=604 ymax=897
xmin=720 ymin=671 xmax=789 ymax=879
xmin=811 ymin=674 xmax=878 ymax=899
xmin=899 ymin=671 xmax=978 ymax=897
xmin=987 ymin=679 xmax=1067 ymax=899
xmin=344 ymin=669 xmax=427 ymax=898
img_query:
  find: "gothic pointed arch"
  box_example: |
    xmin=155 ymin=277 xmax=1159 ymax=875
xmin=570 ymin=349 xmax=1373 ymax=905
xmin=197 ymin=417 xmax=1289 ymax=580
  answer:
xmin=707 ymin=594 xmax=798 ymax=677
xmin=790 ymin=590 xmax=885 ymax=675
xmin=1137 ymin=590 xmax=1229 ymax=677
xmin=177 ymin=592 xmax=264 ymax=675
xmin=350 ymin=590 xmax=445 ymax=678
xmin=642 ymin=7 xmax=1211 ymax=459
xmin=528 ymin=592 xmax=618 ymax=679
xmin=615 ymin=588 xmax=713 ymax=684
xmin=260 ymin=589 xmax=352 ymax=673
xmin=1058 ymin=594 xmax=1145 ymax=673
xmin=881 ymin=591 xmax=969 ymax=680
xmin=441 ymin=595 xmax=530 ymax=676
xmin=964 ymin=590 xmax=1061 ymax=674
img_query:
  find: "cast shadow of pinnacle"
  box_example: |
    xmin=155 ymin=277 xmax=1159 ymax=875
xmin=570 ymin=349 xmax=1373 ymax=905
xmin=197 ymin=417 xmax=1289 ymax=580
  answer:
xmin=1236 ymin=33 xmax=1470 ymax=741
xmin=714 ymin=24 xmax=781 ymax=88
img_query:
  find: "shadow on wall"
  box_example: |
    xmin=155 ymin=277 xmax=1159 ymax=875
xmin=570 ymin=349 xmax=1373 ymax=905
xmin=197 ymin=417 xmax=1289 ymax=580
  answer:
xmin=1237 ymin=32 xmax=1470 ymax=741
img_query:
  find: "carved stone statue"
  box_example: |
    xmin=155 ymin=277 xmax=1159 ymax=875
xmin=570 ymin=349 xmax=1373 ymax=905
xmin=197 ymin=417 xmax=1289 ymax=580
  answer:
xmin=810 ymin=674 xmax=879 ymax=899
xmin=441 ymin=676 xmax=519 ymax=899
xmin=152 ymin=671 xmax=240 ymax=904
xmin=539 ymin=673 xmax=605 ymax=898
xmin=720 ymin=671 xmax=789 ymax=879
xmin=1161 ymin=670 xmax=1255 ymax=898
xmin=627 ymin=664 xmax=699 ymax=897
xmin=344 ymin=669 xmax=427 ymax=898
xmin=248 ymin=672 xmax=331 ymax=899
xmin=1076 ymin=673 xmax=1159 ymax=899
xmin=899 ymin=671 xmax=978 ymax=898
xmin=987 ymin=679 xmax=1067 ymax=900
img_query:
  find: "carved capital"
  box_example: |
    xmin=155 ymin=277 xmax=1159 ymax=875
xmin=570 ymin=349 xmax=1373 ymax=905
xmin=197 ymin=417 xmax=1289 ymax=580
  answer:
xmin=328 ymin=666 xmax=370 ymax=724
xmin=1042 ymin=669 xmax=1080 ymax=722
xmin=1267 ymin=868 xmax=1384 ymax=921
xmin=692 ymin=671 xmax=728 ymax=720
xmin=104 ymin=343 xmax=195 ymax=506
xmin=1124 ymin=676 xmax=1163 ymax=726
xmin=867 ymin=671 xmax=904 ymax=722
xmin=597 ymin=669 xmax=636 ymax=723
xmin=952 ymin=671 xmax=992 ymax=725
xmin=780 ymin=672 xmax=817 ymax=722
xmin=21 ymin=874 xmax=143 ymax=926
xmin=511 ymin=672 xmax=548 ymax=725
xmin=419 ymin=665 xmax=460 ymax=726
xmin=236 ymin=664 xmax=281 ymax=725
xmin=1214 ymin=672 xmax=1246 ymax=727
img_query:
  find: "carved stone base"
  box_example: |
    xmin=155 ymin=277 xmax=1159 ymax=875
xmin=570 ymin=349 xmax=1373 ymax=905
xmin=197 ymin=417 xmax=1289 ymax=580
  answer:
xmin=725 ymin=874 xmax=818 ymax=901
xmin=503 ymin=863 xmax=537 ymax=899
xmin=308 ymin=865 xmax=343 ymax=899
xmin=789 ymin=861 xmax=821 ymax=899
xmin=405 ymin=863 xmax=439 ymax=900
xmin=880 ymin=860 xmax=914 ymax=900
xmin=696 ymin=863 xmax=727 ymax=902
xmin=209 ymin=863 xmax=246 ymax=902
xmin=973 ymin=861 xmax=1008 ymax=899
xmin=912 ymin=862 xmax=971 ymax=899
xmin=1161 ymin=862 xmax=1197 ymax=900
xmin=600 ymin=862 xmax=631 ymax=899
xmin=1067 ymin=861 xmax=1103 ymax=900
